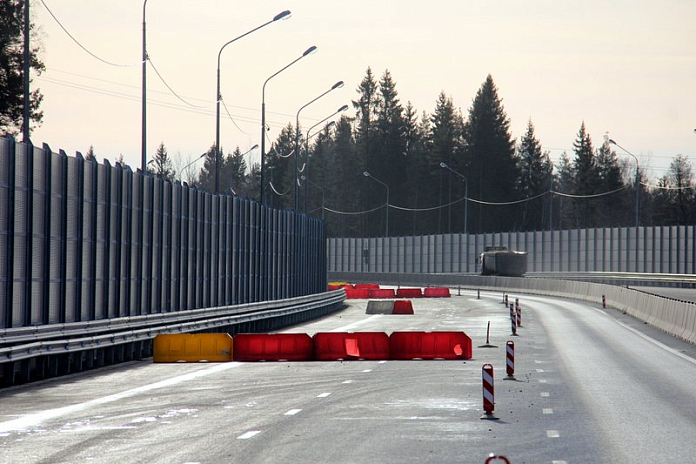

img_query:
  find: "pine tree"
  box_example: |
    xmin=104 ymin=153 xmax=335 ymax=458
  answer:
xmin=429 ymin=92 xmax=464 ymax=233
xmin=0 ymin=0 xmax=44 ymax=136
xmin=326 ymin=116 xmax=358 ymax=237
xmin=570 ymin=122 xmax=601 ymax=227
xmin=516 ymin=120 xmax=553 ymax=231
xmin=196 ymin=145 xmax=217 ymax=192
xmin=150 ymin=142 xmax=175 ymax=182
xmin=462 ymin=75 xmax=518 ymax=233
xmin=223 ymin=147 xmax=247 ymax=195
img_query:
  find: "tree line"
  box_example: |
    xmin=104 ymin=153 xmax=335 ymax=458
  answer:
xmin=189 ymin=69 xmax=693 ymax=237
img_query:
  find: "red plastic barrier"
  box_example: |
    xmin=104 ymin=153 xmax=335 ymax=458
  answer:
xmin=392 ymin=300 xmax=414 ymax=314
xmin=341 ymin=284 xmax=355 ymax=289
xmin=368 ymin=288 xmax=396 ymax=299
xmin=389 ymin=331 xmax=472 ymax=360
xmin=354 ymin=283 xmax=380 ymax=290
xmin=396 ymin=288 xmax=423 ymax=298
xmin=233 ymin=333 xmax=313 ymax=361
xmin=313 ymin=332 xmax=390 ymax=360
xmin=328 ymin=284 xmax=341 ymax=291
xmin=345 ymin=288 xmax=370 ymax=299
xmin=423 ymin=287 xmax=451 ymax=298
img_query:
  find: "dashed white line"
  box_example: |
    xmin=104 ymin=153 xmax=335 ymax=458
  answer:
xmin=536 ymin=369 xmax=545 ymax=373
xmin=540 ymin=392 xmax=550 ymax=398
xmin=543 ymin=408 xmax=554 ymax=415
xmin=552 ymin=461 xmax=568 ymax=464
xmin=317 ymin=392 xmax=332 ymax=398
xmin=362 ymin=369 xmax=373 ymax=373
xmin=378 ymin=361 xmax=387 ymax=364
xmin=547 ymin=430 xmax=560 ymax=438
xmin=237 ymin=430 xmax=261 ymax=439
xmin=342 ymin=380 xmax=354 ymax=384
xmin=539 ymin=379 xmax=548 ymax=384
xmin=284 ymin=409 xmax=302 ymax=416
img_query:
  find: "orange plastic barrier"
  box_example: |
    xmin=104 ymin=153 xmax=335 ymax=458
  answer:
xmin=368 ymin=288 xmax=396 ymax=299
xmin=233 ymin=333 xmax=313 ymax=361
xmin=423 ymin=287 xmax=451 ymax=298
xmin=354 ymin=283 xmax=380 ymax=290
xmin=345 ymin=288 xmax=370 ymax=299
xmin=392 ymin=300 xmax=414 ymax=314
xmin=396 ymin=288 xmax=423 ymax=298
xmin=153 ymin=333 xmax=233 ymax=363
xmin=313 ymin=332 xmax=390 ymax=360
xmin=328 ymin=284 xmax=341 ymax=291
xmin=389 ymin=331 xmax=472 ymax=360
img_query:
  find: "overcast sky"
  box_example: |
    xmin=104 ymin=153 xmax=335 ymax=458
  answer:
xmin=29 ymin=0 xmax=696 ymax=181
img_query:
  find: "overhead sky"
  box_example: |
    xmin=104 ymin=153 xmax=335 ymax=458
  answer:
xmin=28 ymin=0 xmax=696 ymax=181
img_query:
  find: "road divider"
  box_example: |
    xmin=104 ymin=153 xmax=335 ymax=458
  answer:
xmin=153 ymin=333 xmax=233 ymax=363
xmin=389 ymin=331 xmax=472 ymax=360
xmin=392 ymin=300 xmax=415 ymax=314
xmin=233 ymin=333 xmax=313 ymax=361
xmin=313 ymin=332 xmax=390 ymax=360
xmin=423 ymin=287 xmax=451 ymax=298
xmin=396 ymin=288 xmax=423 ymax=298
xmin=368 ymin=288 xmax=396 ymax=299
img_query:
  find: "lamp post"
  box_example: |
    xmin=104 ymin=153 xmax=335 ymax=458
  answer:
xmin=178 ymin=152 xmax=207 ymax=181
xmin=260 ymin=45 xmax=317 ymax=206
xmin=304 ymin=104 xmax=348 ymax=212
xmin=439 ymin=162 xmax=468 ymax=235
xmin=363 ymin=171 xmax=389 ymax=237
xmin=608 ymin=139 xmax=640 ymax=228
xmin=294 ymin=81 xmax=344 ymax=211
xmin=141 ymin=0 xmax=148 ymax=171
xmin=214 ymin=10 xmax=291 ymax=194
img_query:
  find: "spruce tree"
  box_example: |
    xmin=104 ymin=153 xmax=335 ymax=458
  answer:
xmin=595 ymin=140 xmax=626 ymax=226
xmin=267 ymin=124 xmax=296 ymax=209
xmin=150 ymin=142 xmax=175 ymax=182
xmin=570 ymin=122 xmax=601 ymax=227
xmin=223 ymin=147 xmax=247 ymax=195
xmin=196 ymin=145 xmax=216 ymax=192
xmin=0 ymin=0 xmax=44 ymax=136
xmin=462 ymin=75 xmax=518 ymax=233
xmin=516 ymin=120 xmax=553 ymax=231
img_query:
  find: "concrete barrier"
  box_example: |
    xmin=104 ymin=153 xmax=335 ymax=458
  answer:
xmin=366 ymin=300 xmax=395 ymax=314
xmin=330 ymin=271 xmax=696 ymax=345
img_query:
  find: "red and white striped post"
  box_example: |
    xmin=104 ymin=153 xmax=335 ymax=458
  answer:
xmin=481 ymin=364 xmax=498 ymax=420
xmin=515 ymin=298 xmax=522 ymax=327
xmin=510 ymin=303 xmax=517 ymax=336
xmin=504 ymin=340 xmax=516 ymax=380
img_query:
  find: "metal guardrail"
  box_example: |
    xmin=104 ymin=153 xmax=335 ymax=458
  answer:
xmin=0 ymin=290 xmax=346 ymax=386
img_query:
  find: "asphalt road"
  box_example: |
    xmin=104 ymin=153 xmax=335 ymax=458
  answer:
xmin=1 ymin=289 xmax=695 ymax=464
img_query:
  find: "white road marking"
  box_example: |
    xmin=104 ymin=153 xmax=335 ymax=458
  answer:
xmin=362 ymin=369 xmax=373 ymax=373
xmin=536 ymin=369 xmax=545 ymax=373
xmin=547 ymin=430 xmax=560 ymax=438
xmin=317 ymin=393 xmax=331 ymax=398
xmin=543 ymin=408 xmax=554 ymax=415
xmin=284 ymin=409 xmax=302 ymax=416
xmin=0 ymin=363 xmax=242 ymax=433
xmin=378 ymin=361 xmax=387 ymax=364
xmin=591 ymin=307 xmax=696 ymax=366
xmin=539 ymin=379 xmax=548 ymax=384
xmin=540 ymin=392 xmax=550 ymax=397
xmin=237 ymin=430 xmax=261 ymax=439
xmin=552 ymin=461 xmax=568 ymax=464
xmin=332 ymin=315 xmax=382 ymax=332
xmin=342 ymin=380 xmax=353 ymax=384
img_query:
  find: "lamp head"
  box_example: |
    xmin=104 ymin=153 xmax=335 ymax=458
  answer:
xmin=608 ymin=139 xmax=616 ymax=145
xmin=250 ymin=144 xmax=259 ymax=150
xmin=363 ymin=171 xmax=370 ymax=177
xmin=273 ymin=10 xmax=291 ymax=21
xmin=331 ymin=80 xmax=345 ymax=90
xmin=439 ymin=162 xmax=447 ymax=168
xmin=303 ymin=45 xmax=318 ymax=56
xmin=338 ymin=104 xmax=349 ymax=112
xmin=326 ymin=121 xmax=336 ymax=129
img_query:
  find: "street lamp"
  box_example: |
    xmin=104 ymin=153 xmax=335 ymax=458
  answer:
xmin=178 ymin=152 xmax=207 ymax=181
xmin=608 ymin=139 xmax=640 ymax=228
xmin=141 ymin=0 xmax=149 ymax=172
xmin=303 ymin=104 xmax=348 ymax=211
xmin=294 ymin=81 xmax=344 ymax=210
xmin=260 ymin=45 xmax=317 ymax=205
xmin=439 ymin=162 xmax=468 ymax=235
xmin=214 ymin=10 xmax=291 ymax=194
xmin=363 ymin=171 xmax=389 ymax=237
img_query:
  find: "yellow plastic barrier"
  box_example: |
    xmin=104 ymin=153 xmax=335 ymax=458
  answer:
xmin=153 ymin=333 xmax=233 ymax=363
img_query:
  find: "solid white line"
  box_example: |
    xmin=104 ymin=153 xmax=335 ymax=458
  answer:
xmin=547 ymin=430 xmax=560 ymax=438
xmin=284 ymin=409 xmax=302 ymax=416
xmin=0 ymin=363 xmax=242 ymax=433
xmin=237 ymin=430 xmax=261 ymax=439
xmin=316 ymin=392 xmax=331 ymax=398
xmin=591 ymin=307 xmax=696 ymax=366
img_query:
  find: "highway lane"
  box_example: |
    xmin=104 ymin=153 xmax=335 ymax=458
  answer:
xmin=1 ymin=290 xmax=695 ymax=463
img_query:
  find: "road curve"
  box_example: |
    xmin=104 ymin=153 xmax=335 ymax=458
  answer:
xmin=1 ymin=290 xmax=695 ymax=463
